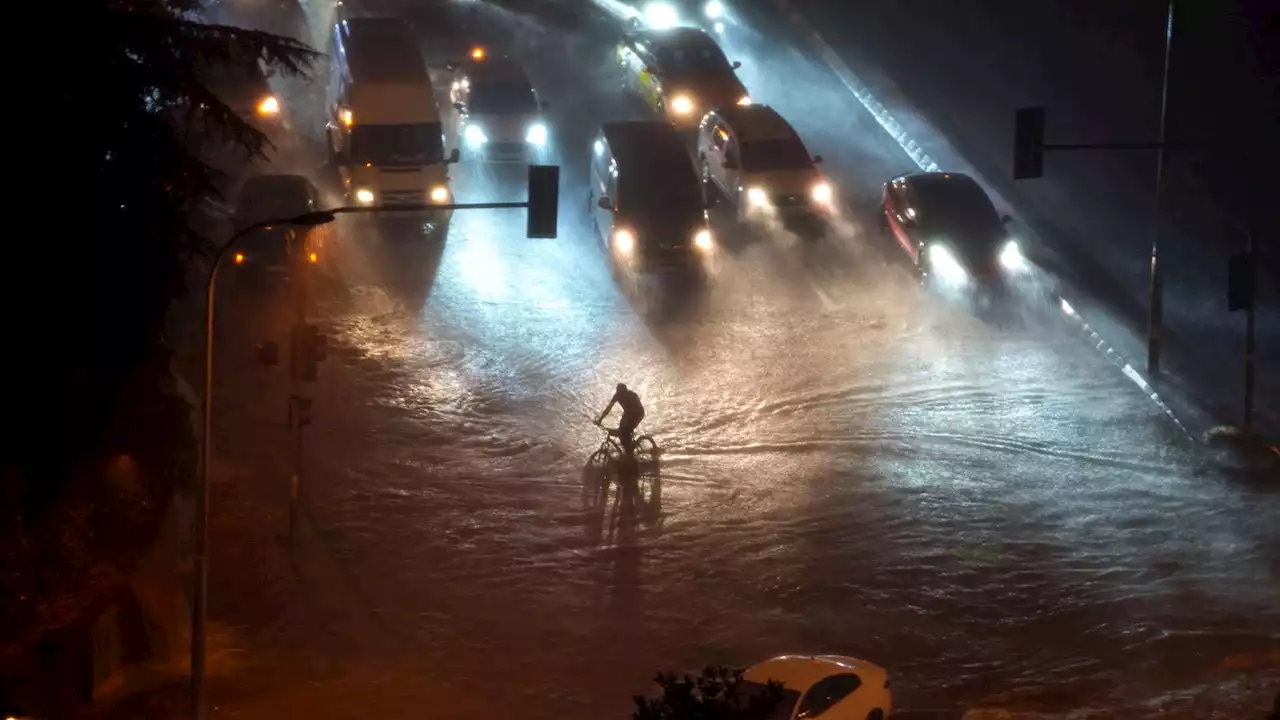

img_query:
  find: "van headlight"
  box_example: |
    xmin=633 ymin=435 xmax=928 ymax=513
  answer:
xmin=999 ymin=239 xmax=1026 ymax=272
xmin=464 ymin=124 xmax=487 ymax=147
xmin=694 ymin=229 xmax=714 ymax=251
xmin=705 ymin=0 xmax=725 ymax=19
xmin=643 ymin=2 xmax=679 ymax=29
xmin=810 ymin=181 xmax=833 ymax=206
xmin=613 ymin=228 xmax=636 ymax=254
xmin=355 ymin=188 xmax=376 ymax=206
xmin=526 ymin=123 xmax=547 ymax=146
xmin=670 ymin=94 xmax=694 ymax=115
xmin=430 ymin=185 xmax=451 ymax=203
xmin=746 ymin=186 xmax=768 ymax=207
xmin=927 ymin=244 xmax=968 ymax=285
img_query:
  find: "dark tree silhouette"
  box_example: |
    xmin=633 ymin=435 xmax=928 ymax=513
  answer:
xmin=4 ymin=0 xmax=317 ymax=658
xmin=633 ymin=666 xmax=788 ymax=720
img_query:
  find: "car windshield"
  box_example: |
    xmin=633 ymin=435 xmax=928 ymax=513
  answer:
xmin=235 ymin=187 xmax=309 ymax=228
xmin=913 ymin=179 xmax=1004 ymax=249
xmin=655 ymin=42 xmax=733 ymax=76
xmin=349 ymin=123 xmax=445 ymax=166
xmin=469 ymin=82 xmax=538 ymax=115
xmin=740 ymin=138 xmax=812 ymax=172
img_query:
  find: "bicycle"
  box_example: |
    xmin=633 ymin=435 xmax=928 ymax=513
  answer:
xmin=584 ymin=423 xmax=661 ymax=512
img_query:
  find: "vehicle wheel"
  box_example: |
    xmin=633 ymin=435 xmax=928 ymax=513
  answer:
xmin=701 ymin=162 xmax=720 ymax=206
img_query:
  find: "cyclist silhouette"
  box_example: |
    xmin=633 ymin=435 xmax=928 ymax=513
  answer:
xmin=597 ymin=383 xmax=645 ymax=458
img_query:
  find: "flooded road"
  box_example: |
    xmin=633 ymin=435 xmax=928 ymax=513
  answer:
xmin=205 ymin=1 xmax=1280 ymax=717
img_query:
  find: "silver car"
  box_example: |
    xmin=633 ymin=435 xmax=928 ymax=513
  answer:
xmin=451 ymin=53 xmax=550 ymax=163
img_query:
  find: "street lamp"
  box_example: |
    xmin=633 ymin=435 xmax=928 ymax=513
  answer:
xmin=191 ymin=210 xmax=334 ymax=720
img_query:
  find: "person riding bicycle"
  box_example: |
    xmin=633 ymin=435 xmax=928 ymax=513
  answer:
xmin=597 ymin=383 xmax=645 ymax=458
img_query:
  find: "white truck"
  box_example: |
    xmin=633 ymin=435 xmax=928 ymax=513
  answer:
xmin=327 ymin=15 xmax=459 ymax=214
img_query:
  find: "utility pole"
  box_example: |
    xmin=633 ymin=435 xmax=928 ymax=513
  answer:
xmin=1148 ymin=0 xmax=1176 ymax=376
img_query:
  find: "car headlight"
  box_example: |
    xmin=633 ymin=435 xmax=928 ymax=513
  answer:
xmin=464 ymin=124 xmax=487 ymax=147
xmin=430 ymin=185 xmax=450 ymax=203
xmin=705 ymin=0 xmax=725 ymax=19
xmin=746 ymin=186 xmax=768 ymax=207
xmin=256 ymin=95 xmax=280 ymax=117
xmin=999 ymin=239 xmax=1026 ymax=272
xmin=670 ymin=95 xmax=694 ymax=115
xmin=355 ymin=188 xmax=376 ymax=205
xmin=736 ymin=94 xmax=752 ymax=106
xmin=613 ymin=228 xmax=636 ymax=254
xmin=810 ymin=181 xmax=833 ymax=205
xmin=526 ymin=123 xmax=547 ymax=145
xmin=643 ymin=2 xmax=679 ymax=29
xmin=694 ymin=229 xmax=714 ymax=251
xmin=927 ymin=244 xmax=968 ymax=285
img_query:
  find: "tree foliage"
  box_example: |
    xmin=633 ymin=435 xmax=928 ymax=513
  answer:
xmin=3 ymin=0 xmax=317 ymax=649
xmin=633 ymin=666 xmax=787 ymax=720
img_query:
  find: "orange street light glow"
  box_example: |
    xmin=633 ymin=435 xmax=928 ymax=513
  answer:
xmin=233 ymin=252 xmax=245 ymax=264
xmin=308 ymin=252 xmax=318 ymax=264
xmin=471 ymin=46 xmax=486 ymax=60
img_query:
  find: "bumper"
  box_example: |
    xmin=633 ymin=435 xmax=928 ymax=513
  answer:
xmin=469 ymin=140 xmax=540 ymax=163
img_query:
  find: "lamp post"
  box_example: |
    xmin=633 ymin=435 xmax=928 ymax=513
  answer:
xmin=191 ymin=210 xmax=334 ymax=720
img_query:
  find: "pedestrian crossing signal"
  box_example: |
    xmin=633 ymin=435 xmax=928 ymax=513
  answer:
xmin=1228 ymin=252 xmax=1253 ymax=312
xmin=1013 ymin=106 xmax=1045 ymax=180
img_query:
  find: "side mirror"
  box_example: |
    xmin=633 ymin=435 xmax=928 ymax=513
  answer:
xmin=1001 ymin=214 xmax=1013 ymax=224
xmin=812 ymin=154 xmax=824 ymax=165
xmin=447 ymin=148 xmax=461 ymax=164
xmin=334 ymin=149 xmax=349 ymax=165
xmin=445 ymin=61 xmax=460 ymax=71
xmin=731 ymin=60 xmax=742 ymax=69
xmin=644 ymin=66 xmax=657 ymax=75
xmin=540 ymin=100 xmax=550 ymax=111
xmin=722 ymin=156 xmax=738 ymax=171
xmin=453 ymin=102 xmax=466 ymax=112
xmin=597 ymin=196 xmax=613 ymax=211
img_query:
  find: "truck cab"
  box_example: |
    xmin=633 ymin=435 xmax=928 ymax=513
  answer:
xmin=327 ymin=16 xmax=460 ymax=213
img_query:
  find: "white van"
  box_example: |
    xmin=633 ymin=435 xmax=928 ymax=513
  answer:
xmin=327 ymin=16 xmax=459 ymax=212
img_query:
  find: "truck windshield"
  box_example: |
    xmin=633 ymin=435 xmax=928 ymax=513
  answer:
xmin=470 ymin=83 xmax=538 ymax=115
xmin=349 ymin=123 xmax=445 ymax=166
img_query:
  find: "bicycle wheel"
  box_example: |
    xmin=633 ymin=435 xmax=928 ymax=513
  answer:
xmin=583 ymin=449 xmax=612 ymax=510
xmin=634 ymin=436 xmax=660 ymax=464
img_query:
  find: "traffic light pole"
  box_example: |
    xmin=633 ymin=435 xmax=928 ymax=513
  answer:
xmin=288 ymin=229 xmax=307 ymax=549
xmin=1148 ymin=0 xmax=1175 ymax=376
xmin=1012 ymin=1 xmax=1176 ymax=377
xmin=1243 ymin=227 xmax=1256 ymax=437
xmin=192 ymin=164 xmax=560 ymax=720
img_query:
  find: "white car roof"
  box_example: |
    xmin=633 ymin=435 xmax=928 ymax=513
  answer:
xmin=715 ymin=105 xmax=798 ymax=142
xmin=742 ymin=654 xmax=889 ymax=691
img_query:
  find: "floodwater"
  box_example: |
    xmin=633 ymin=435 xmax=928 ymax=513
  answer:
xmin=205 ymin=1 xmax=1280 ymax=717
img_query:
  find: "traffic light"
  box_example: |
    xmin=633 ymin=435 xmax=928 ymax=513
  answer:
xmin=291 ymin=322 xmax=328 ymax=382
xmin=527 ymin=164 xmax=560 ymax=239
xmin=1013 ymin=106 xmax=1045 ymax=180
xmin=1227 ymin=251 xmax=1253 ymax=312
